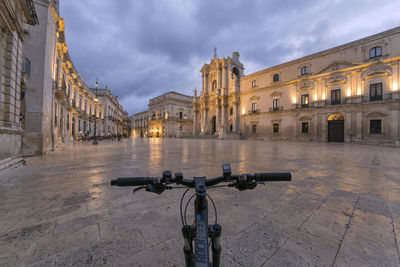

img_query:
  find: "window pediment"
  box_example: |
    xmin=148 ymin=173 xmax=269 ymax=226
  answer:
xmin=298 ymin=80 xmax=314 ymax=91
xmin=361 ymin=65 xmax=392 ymax=80
xmin=250 ymin=96 xmax=260 ymax=102
xmin=326 ymin=76 xmax=346 ymax=86
xmin=270 ymin=91 xmax=283 ymax=97
xmin=299 ymin=116 xmax=312 ymax=121
xmin=366 ymin=112 xmax=386 ymax=118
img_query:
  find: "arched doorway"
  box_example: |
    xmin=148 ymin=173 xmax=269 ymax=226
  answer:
xmin=211 ymin=116 xmax=216 ymax=134
xmin=72 ymin=117 xmax=75 ymax=137
xmin=327 ymin=113 xmax=344 ymax=142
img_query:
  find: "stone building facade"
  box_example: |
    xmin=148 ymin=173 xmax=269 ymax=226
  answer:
xmin=194 ymin=27 xmax=400 ymax=145
xmin=132 ymin=91 xmax=193 ymax=138
xmin=193 ymin=52 xmax=243 ymax=138
xmin=0 ymin=0 xmax=37 ymax=166
xmin=131 ymin=110 xmax=148 ymax=138
xmin=22 ymin=0 xmax=106 ymax=156
xmin=94 ymin=88 xmax=124 ymax=137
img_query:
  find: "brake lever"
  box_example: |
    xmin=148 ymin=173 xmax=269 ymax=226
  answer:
xmin=145 ymin=183 xmax=172 ymax=194
xmin=133 ymin=186 xmax=146 ymax=193
xmin=232 ymin=174 xmax=258 ymax=191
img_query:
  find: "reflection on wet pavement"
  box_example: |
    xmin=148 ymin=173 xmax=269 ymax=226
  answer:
xmin=0 ymin=139 xmax=400 ymax=266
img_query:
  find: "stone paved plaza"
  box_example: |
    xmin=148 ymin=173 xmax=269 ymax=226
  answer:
xmin=1 ymin=139 xmax=400 ymax=266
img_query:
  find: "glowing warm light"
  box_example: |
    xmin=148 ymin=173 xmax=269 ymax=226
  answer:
xmin=393 ymin=82 xmax=398 ymax=91
xmin=165 ymin=113 xmax=168 ymax=119
xmin=241 ymin=108 xmax=245 ymax=115
xmin=53 ymin=64 xmax=57 ymax=79
xmin=347 ymin=89 xmax=351 ymax=97
xmin=314 ymin=94 xmax=317 ymax=101
xmin=292 ymin=96 xmax=296 ymax=103
xmin=322 ymin=93 xmax=326 ymax=100
xmin=357 ymin=88 xmax=361 ymax=95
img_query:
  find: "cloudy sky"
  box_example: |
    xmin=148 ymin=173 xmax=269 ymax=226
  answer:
xmin=59 ymin=0 xmax=400 ymax=115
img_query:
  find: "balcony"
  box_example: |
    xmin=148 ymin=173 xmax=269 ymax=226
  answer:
xmin=295 ymin=102 xmax=314 ymax=109
xmin=330 ymin=99 xmax=341 ymax=105
xmin=269 ymin=107 xmax=283 ymax=112
xmin=370 ymin=95 xmax=383 ymax=102
xmin=248 ymin=109 xmax=260 ymax=115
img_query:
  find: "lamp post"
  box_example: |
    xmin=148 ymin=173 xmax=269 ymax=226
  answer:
xmin=93 ymin=78 xmax=99 ymax=145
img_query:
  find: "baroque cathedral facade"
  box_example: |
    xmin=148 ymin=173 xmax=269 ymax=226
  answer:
xmin=194 ymin=27 xmax=400 ymax=145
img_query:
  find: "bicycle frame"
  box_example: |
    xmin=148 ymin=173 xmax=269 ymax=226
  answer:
xmin=110 ymin=166 xmax=291 ymax=266
xmin=182 ymin=177 xmax=222 ymax=267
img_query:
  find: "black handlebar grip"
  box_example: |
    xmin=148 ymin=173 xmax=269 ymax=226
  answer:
xmin=255 ymin=173 xmax=292 ymax=182
xmin=110 ymin=177 xmax=155 ymax=186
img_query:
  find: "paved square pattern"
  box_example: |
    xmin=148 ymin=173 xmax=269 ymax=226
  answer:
xmin=1 ymin=139 xmax=400 ymax=266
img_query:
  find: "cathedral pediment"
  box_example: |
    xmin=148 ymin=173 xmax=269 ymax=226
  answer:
xmin=316 ymin=61 xmax=360 ymax=75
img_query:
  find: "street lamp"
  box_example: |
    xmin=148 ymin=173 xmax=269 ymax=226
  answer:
xmin=93 ymin=78 xmax=99 ymax=145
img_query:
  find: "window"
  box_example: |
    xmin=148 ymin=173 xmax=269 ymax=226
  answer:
xmin=273 ymin=74 xmax=279 ymax=82
xmin=272 ymin=99 xmax=280 ymax=111
xmin=212 ymin=80 xmax=217 ymax=91
xmin=301 ymin=66 xmax=308 ymax=75
xmin=89 ymin=106 xmax=92 ymax=115
xmin=230 ymin=107 xmax=233 ymax=116
xmin=179 ymin=112 xmax=183 ymax=119
xmin=54 ymin=103 xmax=58 ymax=126
xmin=369 ymin=46 xmax=382 ymax=59
xmin=251 ymin=80 xmax=256 ymax=87
xmin=22 ymin=57 xmax=31 ymax=76
xmin=370 ymin=83 xmax=382 ymax=101
xmin=370 ymin=120 xmax=381 ymax=133
xmin=99 ymin=112 xmax=101 ymax=119
xmin=252 ymin=124 xmax=257 ymax=134
xmin=301 ymin=94 xmax=309 ymax=108
xmin=273 ymin=123 xmax=279 ymax=133
xmin=302 ymin=122 xmax=309 ymax=133
xmin=252 ymin=102 xmax=257 ymax=112
xmin=331 ymin=89 xmax=341 ymax=105
xmin=67 ymin=114 xmax=69 ymax=130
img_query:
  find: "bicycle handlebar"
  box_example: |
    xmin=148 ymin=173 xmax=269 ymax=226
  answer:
xmin=110 ymin=172 xmax=291 ymax=187
xmin=255 ymin=173 xmax=291 ymax=182
xmin=110 ymin=177 xmax=160 ymax=186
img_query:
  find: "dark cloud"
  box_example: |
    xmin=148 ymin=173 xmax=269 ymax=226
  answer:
xmin=59 ymin=0 xmax=400 ymax=115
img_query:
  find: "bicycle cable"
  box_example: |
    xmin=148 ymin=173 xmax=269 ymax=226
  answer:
xmin=180 ymin=187 xmax=191 ymax=226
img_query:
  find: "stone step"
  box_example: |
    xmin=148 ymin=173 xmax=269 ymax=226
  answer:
xmin=0 ymin=156 xmax=24 ymax=171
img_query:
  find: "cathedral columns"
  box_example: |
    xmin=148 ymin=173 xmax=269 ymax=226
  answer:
xmin=232 ymin=99 xmax=240 ymax=133
xmin=193 ymin=110 xmax=198 ymax=135
xmin=216 ymin=99 xmax=221 ymax=134
xmin=205 ymin=74 xmax=209 ymax=95
xmin=204 ymin=108 xmax=209 ymax=134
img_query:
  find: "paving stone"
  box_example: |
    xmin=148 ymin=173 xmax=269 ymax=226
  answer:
xmin=334 ymin=224 xmax=399 ymax=266
xmin=0 ymin=139 xmax=399 ymax=265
